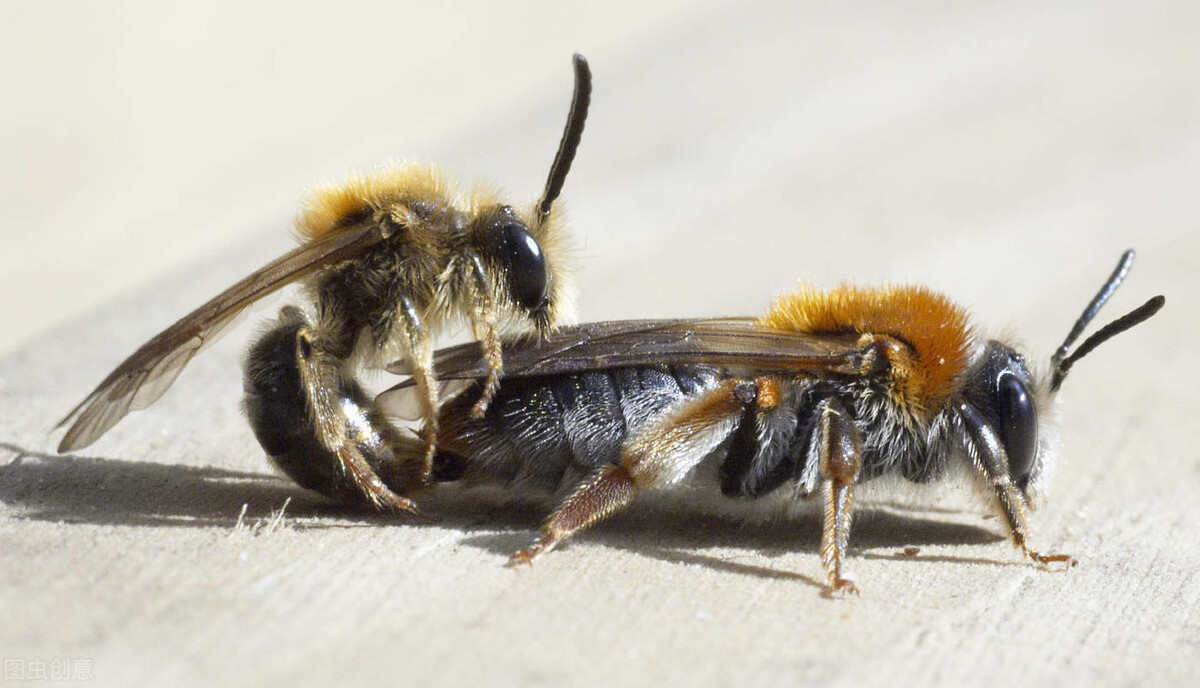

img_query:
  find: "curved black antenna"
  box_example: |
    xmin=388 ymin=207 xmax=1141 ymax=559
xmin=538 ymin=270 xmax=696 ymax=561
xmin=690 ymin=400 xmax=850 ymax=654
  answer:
xmin=536 ymin=54 xmax=592 ymax=228
xmin=1051 ymin=249 xmax=1135 ymax=367
xmin=1051 ymin=295 xmax=1164 ymax=391
xmin=1049 ymin=249 xmax=1165 ymax=391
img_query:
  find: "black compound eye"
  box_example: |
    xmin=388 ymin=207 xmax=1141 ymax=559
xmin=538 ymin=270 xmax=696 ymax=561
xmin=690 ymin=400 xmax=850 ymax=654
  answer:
xmin=498 ymin=222 xmax=550 ymax=311
xmin=996 ymin=371 xmax=1038 ymax=488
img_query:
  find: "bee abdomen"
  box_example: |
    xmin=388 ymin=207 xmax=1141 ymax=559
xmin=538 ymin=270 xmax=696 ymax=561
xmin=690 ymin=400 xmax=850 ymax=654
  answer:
xmin=242 ymin=311 xmax=418 ymax=504
xmin=437 ymin=366 xmax=721 ymax=493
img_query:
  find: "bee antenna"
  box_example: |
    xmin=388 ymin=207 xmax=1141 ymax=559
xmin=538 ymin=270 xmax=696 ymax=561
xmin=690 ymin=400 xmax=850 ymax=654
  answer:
xmin=1052 ymin=249 xmax=1135 ymax=366
xmin=1049 ymin=249 xmax=1164 ymax=390
xmin=536 ymin=54 xmax=592 ymax=228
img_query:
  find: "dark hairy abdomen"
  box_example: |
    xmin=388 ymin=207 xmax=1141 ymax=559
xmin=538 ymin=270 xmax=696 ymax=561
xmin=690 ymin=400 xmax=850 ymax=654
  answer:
xmin=242 ymin=317 xmax=363 ymax=502
xmin=243 ymin=312 xmax=421 ymax=505
xmin=435 ymin=366 xmax=721 ymax=493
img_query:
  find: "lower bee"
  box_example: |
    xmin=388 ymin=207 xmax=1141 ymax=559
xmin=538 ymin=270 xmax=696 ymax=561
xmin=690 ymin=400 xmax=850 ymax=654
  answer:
xmin=55 ymin=55 xmax=594 ymax=515
xmin=374 ymin=250 xmax=1162 ymax=595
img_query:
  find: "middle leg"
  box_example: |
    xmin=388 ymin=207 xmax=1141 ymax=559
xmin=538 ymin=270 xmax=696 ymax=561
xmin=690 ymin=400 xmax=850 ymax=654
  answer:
xmin=812 ymin=397 xmax=863 ymax=596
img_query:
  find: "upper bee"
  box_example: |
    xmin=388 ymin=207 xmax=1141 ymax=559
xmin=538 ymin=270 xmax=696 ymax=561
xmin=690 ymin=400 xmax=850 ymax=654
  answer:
xmin=291 ymin=162 xmax=573 ymax=344
xmin=56 ymin=53 xmax=594 ymax=495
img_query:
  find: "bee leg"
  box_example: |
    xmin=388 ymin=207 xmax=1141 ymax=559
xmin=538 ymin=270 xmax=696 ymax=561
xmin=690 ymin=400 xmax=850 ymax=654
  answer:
xmin=812 ymin=398 xmax=862 ymax=597
xmin=297 ymin=329 xmax=424 ymax=515
xmin=394 ymin=295 xmax=438 ymax=483
xmin=245 ymin=312 xmax=422 ymax=515
xmin=957 ymin=403 xmax=1077 ymax=568
xmin=508 ymin=378 xmax=760 ymax=566
xmin=463 ymin=252 xmax=502 ymax=418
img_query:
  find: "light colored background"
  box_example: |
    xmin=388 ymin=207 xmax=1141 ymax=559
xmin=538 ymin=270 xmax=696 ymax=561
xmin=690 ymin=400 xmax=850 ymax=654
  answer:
xmin=2 ymin=1 xmax=1198 ymax=686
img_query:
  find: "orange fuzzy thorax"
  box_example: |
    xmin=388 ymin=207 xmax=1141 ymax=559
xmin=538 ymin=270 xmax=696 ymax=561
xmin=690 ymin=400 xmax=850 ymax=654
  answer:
xmin=760 ymin=284 xmax=974 ymax=414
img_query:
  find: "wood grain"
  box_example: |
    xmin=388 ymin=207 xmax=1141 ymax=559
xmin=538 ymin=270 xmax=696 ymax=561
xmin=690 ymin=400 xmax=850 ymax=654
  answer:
xmin=1 ymin=1 xmax=1196 ymax=686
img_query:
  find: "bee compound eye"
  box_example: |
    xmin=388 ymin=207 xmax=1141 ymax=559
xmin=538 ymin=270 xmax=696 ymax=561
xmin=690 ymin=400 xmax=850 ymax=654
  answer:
xmin=996 ymin=371 xmax=1038 ymax=488
xmin=500 ymin=222 xmax=550 ymax=311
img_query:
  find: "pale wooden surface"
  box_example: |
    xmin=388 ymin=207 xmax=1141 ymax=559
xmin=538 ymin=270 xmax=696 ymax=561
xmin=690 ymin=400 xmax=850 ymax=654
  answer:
xmin=2 ymin=2 xmax=1198 ymax=686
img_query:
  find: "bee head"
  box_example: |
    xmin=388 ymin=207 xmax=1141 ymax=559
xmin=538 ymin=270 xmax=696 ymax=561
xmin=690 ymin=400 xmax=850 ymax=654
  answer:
xmin=958 ymin=250 xmax=1163 ymax=497
xmin=961 ymin=341 xmax=1041 ymax=492
xmin=475 ymin=205 xmax=557 ymax=326
xmin=472 ymin=54 xmax=590 ymax=336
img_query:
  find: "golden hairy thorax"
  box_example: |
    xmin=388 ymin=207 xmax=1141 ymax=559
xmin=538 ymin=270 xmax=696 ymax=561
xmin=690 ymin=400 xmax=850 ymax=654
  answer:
xmin=760 ymin=284 xmax=974 ymax=414
xmin=295 ymin=162 xmax=496 ymax=242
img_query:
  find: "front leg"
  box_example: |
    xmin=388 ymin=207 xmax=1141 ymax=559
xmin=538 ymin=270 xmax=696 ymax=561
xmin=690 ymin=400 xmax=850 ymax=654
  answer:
xmin=956 ymin=403 xmax=1076 ymax=567
xmin=463 ymin=252 xmax=503 ymax=418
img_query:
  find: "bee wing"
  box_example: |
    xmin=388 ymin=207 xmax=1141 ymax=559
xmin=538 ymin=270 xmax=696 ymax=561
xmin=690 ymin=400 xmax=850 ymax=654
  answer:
xmin=56 ymin=224 xmax=388 ymax=452
xmin=377 ymin=318 xmax=875 ymax=411
xmin=474 ymin=318 xmax=872 ymax=375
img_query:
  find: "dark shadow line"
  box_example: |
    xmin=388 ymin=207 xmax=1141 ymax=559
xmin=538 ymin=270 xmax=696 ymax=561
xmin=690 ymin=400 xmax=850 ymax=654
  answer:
xmin=3 ymin=443 xmax=1011 ymax=584
xmin=636 ymin=546 xmax=827 ymax=590
xmin=858 ymin=551 xmax=1026 ymax=568
xmin=453 ymin=499 xmax=1007 ymax=585
xmin=0 ymin=443 xmax=319 ymax=528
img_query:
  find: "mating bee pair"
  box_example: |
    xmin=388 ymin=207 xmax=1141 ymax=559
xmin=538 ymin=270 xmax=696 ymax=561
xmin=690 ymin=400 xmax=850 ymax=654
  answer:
xmin=56 ymin=55 xmax=1164 ymax=595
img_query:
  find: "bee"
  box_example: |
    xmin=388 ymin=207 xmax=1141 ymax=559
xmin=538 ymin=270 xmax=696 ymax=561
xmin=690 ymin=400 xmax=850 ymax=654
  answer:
xmin=373 ymin=250 xmax=1162 ymax=595
xmin=55 ymin=55 xmax=594 ymax=515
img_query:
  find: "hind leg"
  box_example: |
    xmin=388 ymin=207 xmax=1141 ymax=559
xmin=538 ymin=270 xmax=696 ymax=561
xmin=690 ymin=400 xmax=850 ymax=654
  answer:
xmin=508 ymin=378 xmax=767 ymax=564
xmin=244 ymin=307 xmax=423 ymax=514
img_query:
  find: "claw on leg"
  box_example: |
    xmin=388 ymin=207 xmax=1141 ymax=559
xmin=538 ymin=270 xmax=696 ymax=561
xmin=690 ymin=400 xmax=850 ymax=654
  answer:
xmin=334 ymin=445 xmax=424 ymax=518
xmin=376 ymin=491 xmax=424 ymax=517
xmin=1025 ymin=548 xmax=1078 ymax=569
xmin=506 ymin=540 xmax=551 ymax=568
xmin=828 ymin=578 xmax=860 ymax=598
